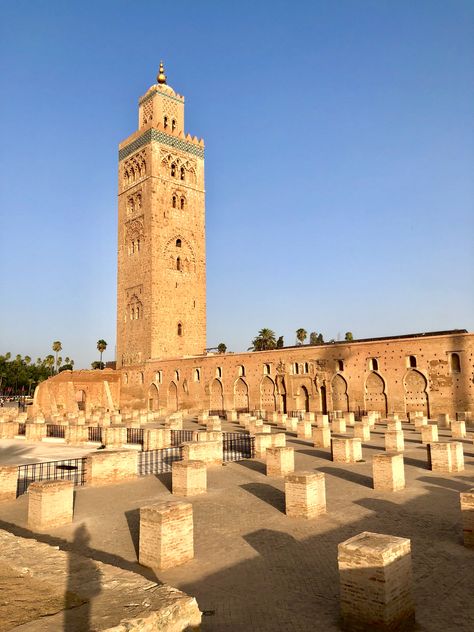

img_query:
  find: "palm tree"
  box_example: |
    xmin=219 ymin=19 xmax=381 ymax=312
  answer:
xmin=36 ymin=357 xmax=42 ymax=366
xmin=296 ymin=328 xmax=307 ymax=345
xmin=97 ymin=340 xmax=107 ymax=369
xmin=248 ymin=328 xmax=277 ymax=351
xmin=45 ymin=354 xmax=55 ymax=376
xmin=24 ymin=355 xmax=31 ymax=365
xmin=52 ymin=341 xmax=62 ymax=374
xmin=345 ymin=332 xmax=354 ymax=341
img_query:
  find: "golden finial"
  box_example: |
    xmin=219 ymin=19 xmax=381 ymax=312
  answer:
xmin=157 ymin=61 xmax=167 ymax=85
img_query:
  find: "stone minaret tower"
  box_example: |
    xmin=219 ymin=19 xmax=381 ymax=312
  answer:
xmin=116 ymin=63 xmax=206 ymax=367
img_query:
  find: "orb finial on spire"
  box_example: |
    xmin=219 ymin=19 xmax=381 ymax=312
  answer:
xmin=157 ymin=61 xmax=167 ymax=85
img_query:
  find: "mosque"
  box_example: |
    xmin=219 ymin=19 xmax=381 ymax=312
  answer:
xmin=34 ymin=65 xmax=474 ymax=419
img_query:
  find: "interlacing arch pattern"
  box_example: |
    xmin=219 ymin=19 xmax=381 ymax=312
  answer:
xmin=123 ymin=151 xmax=147 ymax=188
xmin=161 ymin=153 xmax=196 ymax=185
xmin=126 ymin=191 xmax=142 ymax=216
xmin=125 ymin=218 xmax=144 ymax=256
xmin=127 ymin=294 xmax=143 ymax=321
xmin=163 ymin=235 xmax=196 ymax=273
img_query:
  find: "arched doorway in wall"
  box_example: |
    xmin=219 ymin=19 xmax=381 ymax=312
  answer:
xmin=148 ymin=384 xmax=159 ymax=411
xmin=365 ymin=372 xmax=387 ymax=416
xmin=276 ymin=376 xmax=287 ymax=413
xmin=209 ymin=378 xmax=224 ymax=415
xmin=404 ymin=370 xmax=429 ymax=417
xmin=295 ymin=384 xmax=310 ymax=412
xmin=75 ymin=390 xmax=86 ymax=412
xmin=167 ymin=382 xmax=178 ymax=412
xmin=234 ymin=378 xmax=249 ymax=413
xmin=332 ymin=374 xmax=349 ymax=412
xmin=260 ymin=376 xmax=276 ymax=412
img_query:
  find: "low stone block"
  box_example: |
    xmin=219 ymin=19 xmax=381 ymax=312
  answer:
xmin=303 ymin=412 xmax=315 ymax=422
xmin=285 ymin=471 xmax=326 ymax=518
xmin=312 ymin=426 xmax=331 ymax=448
xmin=139 ymin=501 xmax=193 ymax=570
xmin=421 ymin=424 xmax=438 ymax=444
xmin=373 ymin=453 xmax=405 ymax=491
xmin=414 ymin=417 xmax=428 ymax=430
xmin=332 ymin=438 xmax=362 ymax=463
xmin=103 ymin=426 xmax=127 ymax=448
xmin=332 ymin=419 xmax=346 ymax=434
xmin=384 ymin=430 xmax=404 ymax=453
xmin=65 ymin=425 xmax=88 ymax=445
xmin=144 ymin=428 xmax=171 ymax=450
xmin=25 ymin=423 xmax=47 ymax=442
xmin=254 ymin=432 xmax=273 ymax=458
xmin=316 ymin=414 xmax=329 ymax=427
xmin=438 ymin=413 xmax=450 ymax=428
xmin=460 ymin=489 xmax=474 ymax=548
xmin=27 ymin=479 xmax=74 ymax=530
xmin=386 ymin=420 xmax=402 ymax=432
xmin=343 ymin=412 xmax=355 ymax=426
xmin=451 ymin=420 xmax=466 ymax=439
xmin=271 ymin=432 xmax=286 ymax=448
xmin=225 ymin=410 xmax=237 ymax=421
xmin=172 ymin=460 xmax=207 ymax=496
xmin=266 ymin=447 xmax=294 ymax=477
xmin=181 ymin=440 xmax=222 ymax=467
xmin=338 ymin=532 xmax=414 ymax=631
xmin=353 ymin=422 xmax=370 ymax=442
xmin=428 ymin=441 xmax=464 ymax=473
xmin=297 ymin=420 xmax=313 ymax=439
xmin=0 ymin=465 xmax=18 ymax=502
xmin=85 ymin=450 xmax=138 ymax=486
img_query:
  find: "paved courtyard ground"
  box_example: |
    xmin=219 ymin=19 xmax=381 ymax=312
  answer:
xmin=1 ymin=419 xmax=473 ymax=631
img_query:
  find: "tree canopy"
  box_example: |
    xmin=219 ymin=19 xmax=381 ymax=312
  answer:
xmin=248 ymin=328 xmax=277 ymax=351
xmin=217 ymin=343 xmax=227 ymax=354
xmin=296 ymin=328 xmax=307 ymax=345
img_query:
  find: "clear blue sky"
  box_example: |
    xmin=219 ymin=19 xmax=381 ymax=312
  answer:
xmin=1 ymin=0 xmax=473 ymax=369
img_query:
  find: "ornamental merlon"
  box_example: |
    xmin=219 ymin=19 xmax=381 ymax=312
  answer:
xmin=119 ymin=128 xmax=205 ymax=161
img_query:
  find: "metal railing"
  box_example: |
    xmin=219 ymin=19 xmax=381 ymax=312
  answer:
xmin=17 ymin=423 xmax=26 ymax=436
xmin=138 ymin=447 xmax=182 ymax=475
xmin=223 ymin=433 xmax=255 ymax=461
xmin=170 ymin=429 xmax=194 ymax=446
xmin=46 ymin=424 xmax=66 ymax=439
xmin=87 ymin=426 xmax=103 ymax=443
xmin=17 ymin=458 xmax=86 ymax=496
xmin=208 ymin=409 xmax=224 ymax=418
xmin=126 ymin=428 xmax=144 ymax=445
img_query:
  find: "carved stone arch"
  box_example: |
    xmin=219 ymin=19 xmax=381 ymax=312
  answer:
xmin=403 ymin=369 xmax=429 ymax=417
xmin=294 ymin=382 xmax=310 ymax=412
xmin=365 ymin=372 xmax=387 ymax=416
xmin=163 ymin=235 xmax=196 ymax=272
xmin=331 ymin=374 xmax=349 ymax=412
xmin=148 ymin=383 xmax=160 ymax=411
xmin=167 ymin=381 xmax=178 ymax=412
xmin=209 ymin=378 xmax=224 ymax=415
xmin=260 ymin=376 xmax=276 ymax=412
xmin=275 ymin=375 xmax=287 ymax=414
xmin=234 ymin=378 xmax=249 ymax=413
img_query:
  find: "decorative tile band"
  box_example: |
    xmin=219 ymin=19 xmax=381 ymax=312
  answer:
xmin=139 ymin=88 xmax=184 ymax=106
xmin=119 ymin=128 xmax=204 ymax=161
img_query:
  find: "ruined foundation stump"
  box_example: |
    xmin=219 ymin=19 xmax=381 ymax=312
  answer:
xmin=266 ymin=447 xmax=294 ymax=477
xmin=373 ymin=453 xmax=405 ymax=491
xmin=338 ymin=531 xmax=414 ymax=631
xmin=312 ymin=426 xmax=331 ymax=448
xmin=139 ymin=501 xmax=193 ymax=570
xmin=285 ymin=471 xmax=326 ymax=519
xmin=384 ymin=430 xmax=404 ymax=452
xmin=460 ymin=489 xmax=474 ymax=548
xmin=27 ymin=479 xmax=74 ymax=530
xmin=172 ymin=460 xmax=207 ymax=496
xmin=421 ymin=424 xmax=438 ymax=444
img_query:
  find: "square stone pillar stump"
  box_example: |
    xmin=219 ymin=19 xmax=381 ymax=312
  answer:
xmin=338 ymin=531 xmax=414 ymax=631
xmin=285 ymin=471 xmax=326 ymax=519
xmin=438 ymin=413 xmax=450 ymax=429
xmin=428 ymin=441 xmax=464 ymax=473
xmin=354 ymin=422 xmax=370 ymax=442
xmin=312 ymin=426 xmax=331 ymax=448
xmin=332 ymin=438 xmax=362 ymax=463
xmin=254 ymin=432 xmax=273 ymax=458
xmin=386 ymin=420 xmax=402 ymax=432
xmin=373 ymin=453 xmax=405 ymax=491
xmin=266 ymin=447 xmax=294 ymax=477
xmin=0 ymin=465 xmax=18 ymax=502
xmin=384 ymin=430 xmax=404 ymax=453
xmin=451 ymin=420 xmax=466 ymax=439
xmin=316 ymin=414 xmax=329 ymax=427
xmin=421 ymin=424 xmax=438 ymax=444
xmin=271 ymin=432 xmax=286 ymax=448
xmin=27 ymin=480 xmax=74 ymax=530
xmin=460 ymin=489 xmax=474 ymax=548
xmin=139 ymin=501 xmax=193 ymax=570
xmin=297 ymin=420 xmax=313 ymax=439
xmin=332 ymin=419 xmax=346 ymax=434
xmin=414 ymin=417 xmax=428 ymax=431
xmin=172 ymin=460 xmax=207 ymax=496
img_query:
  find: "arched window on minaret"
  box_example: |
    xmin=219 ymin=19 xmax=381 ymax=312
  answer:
xmin=176 ymin=256 xmax=181 ymax=271
xmin=176 ymin=239 xmax=181 ymax=248
xmin=180 ymin=196 xmax=185 ymax=210
xmin=172 ymin=195 xmax=177 ymax=208
xmin=164 ymin=116 xmax=168 ymax=129
xmin=180 ymin=166 xmax=185 ymax=181
xmin=172 ymin=119 xmax=176 ymax=131
xmin=177 ymin=323 xmax=183 ymax=336
xmin=171 ymin=163 xmax=176 ymax=177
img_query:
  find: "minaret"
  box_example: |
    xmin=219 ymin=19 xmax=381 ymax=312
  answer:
xmin=116 ymin=63 xmax=206 ymax=367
